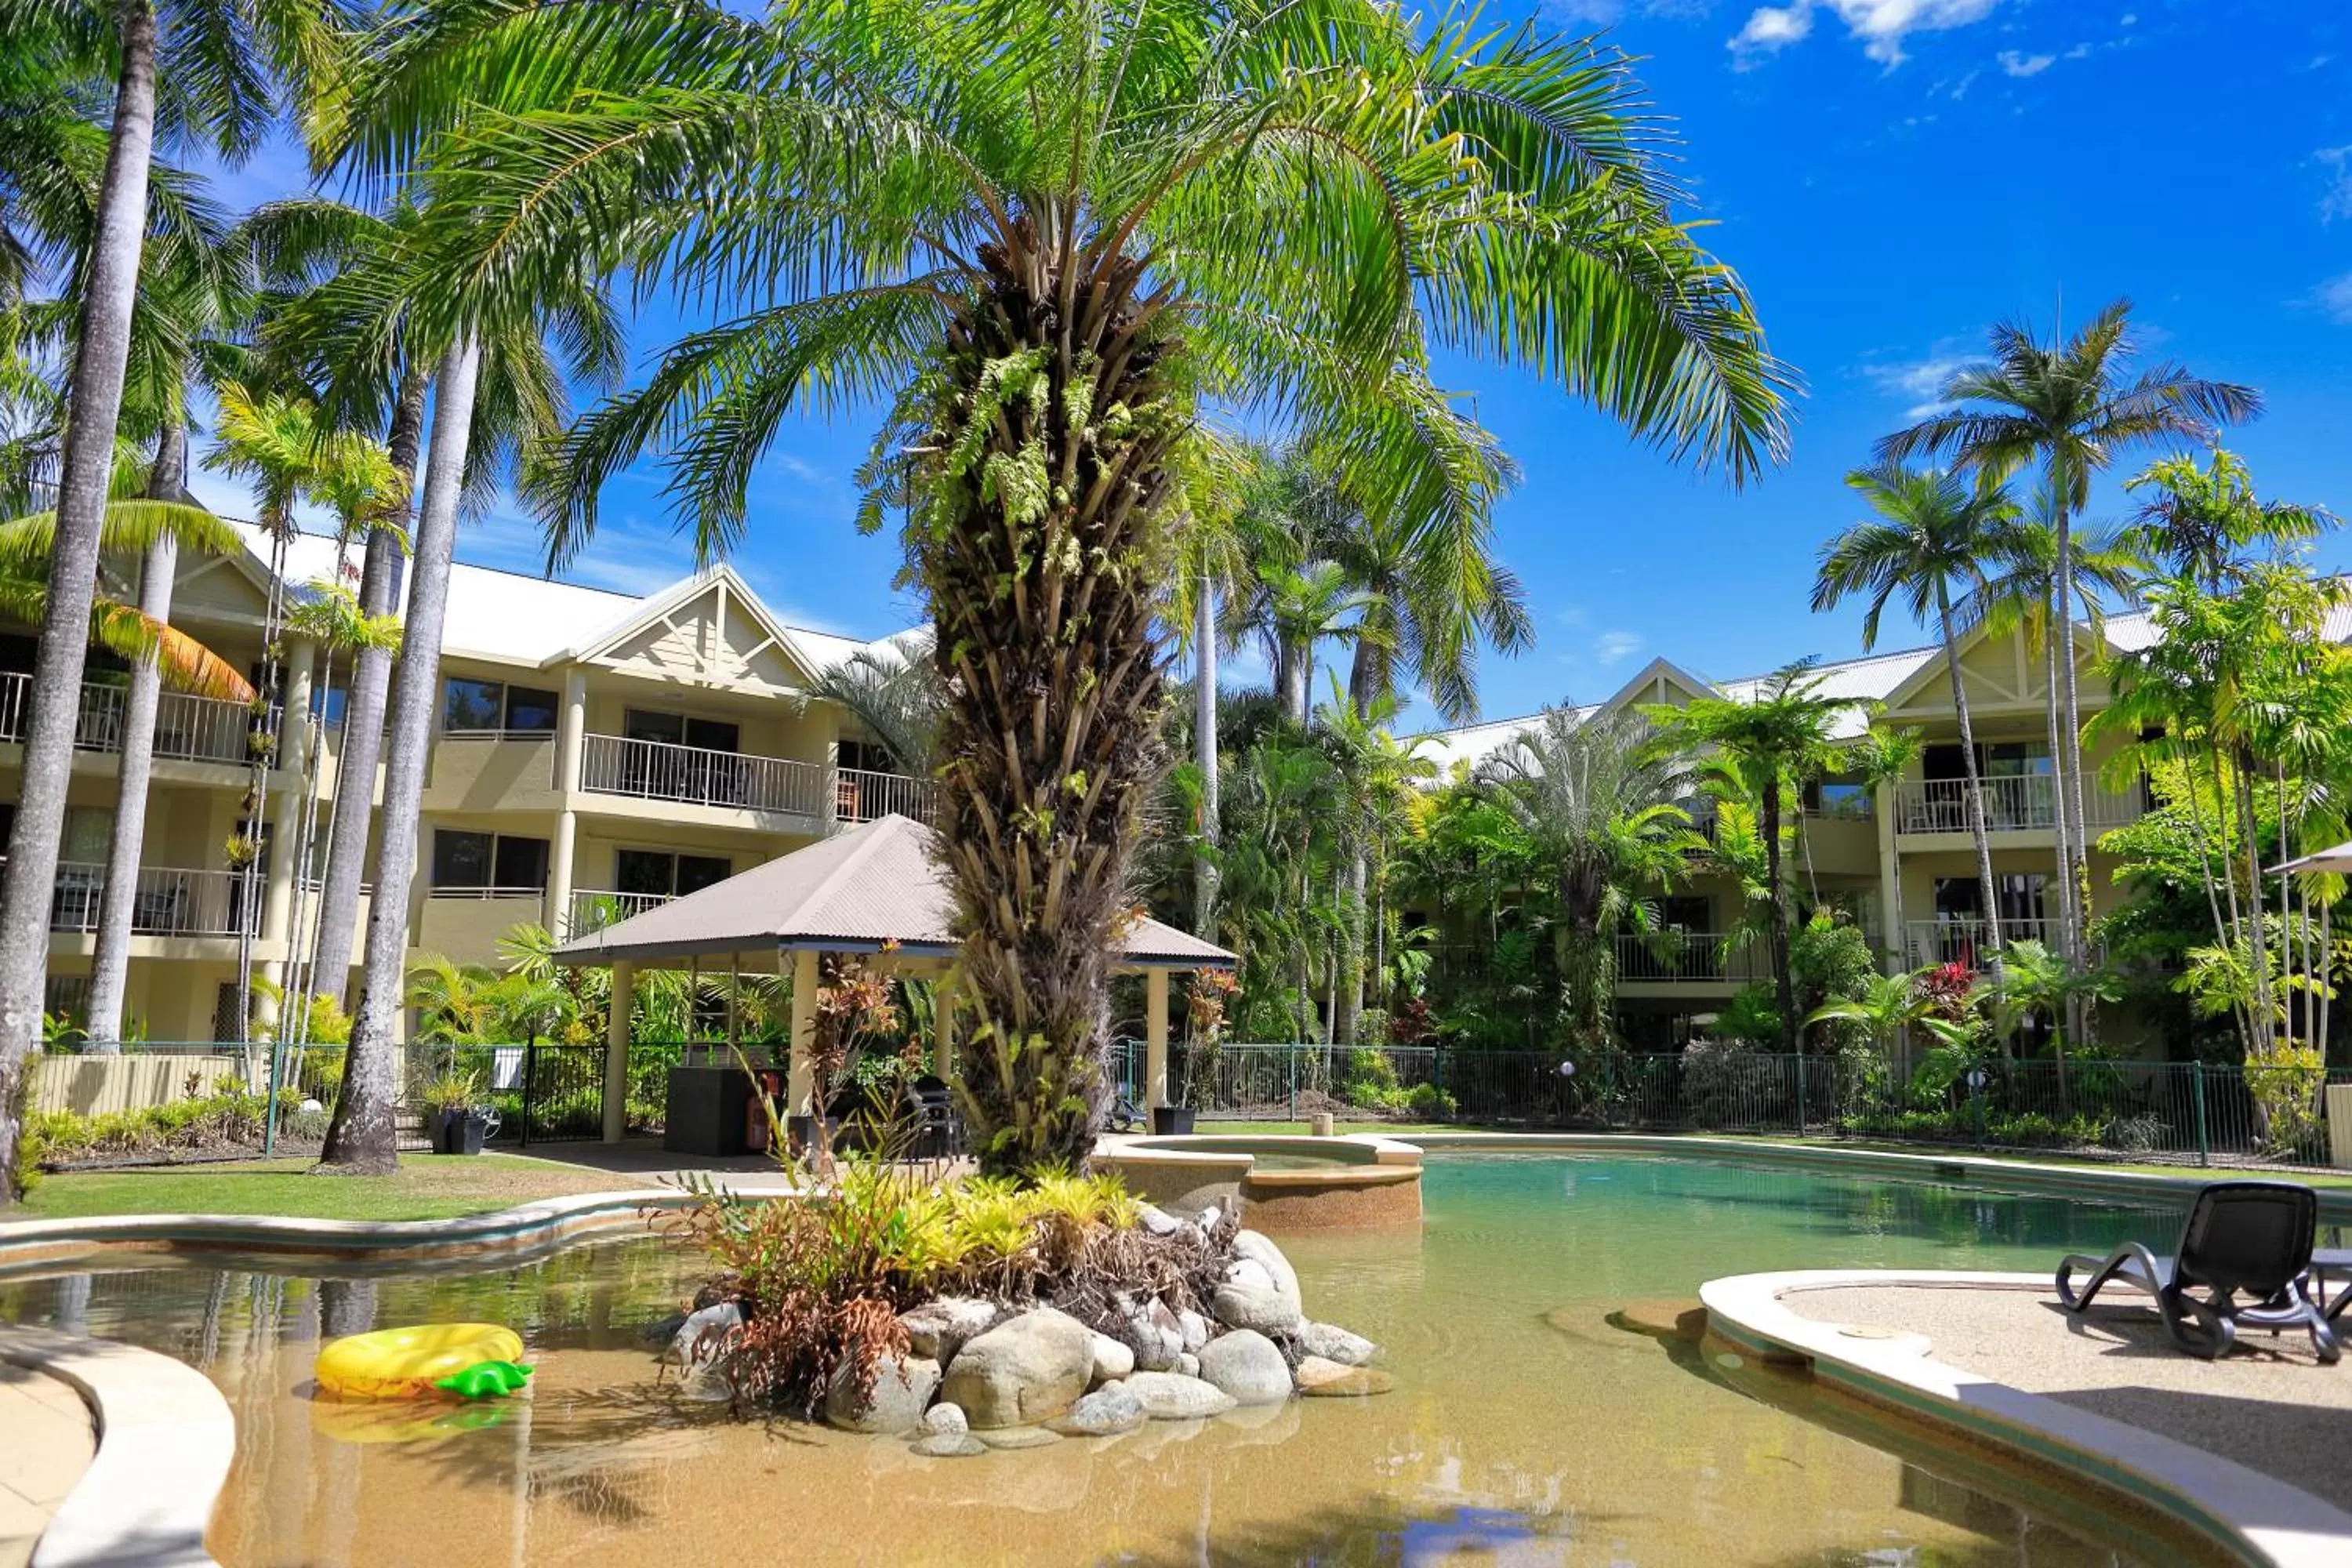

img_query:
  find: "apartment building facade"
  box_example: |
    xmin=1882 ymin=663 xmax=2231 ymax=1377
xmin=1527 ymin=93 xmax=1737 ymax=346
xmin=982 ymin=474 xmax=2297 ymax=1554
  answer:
xmin=0 ymin=525 xmax=931 ymax=1041
xmin=1420 ymin=614 xmax=2168 ymax=1049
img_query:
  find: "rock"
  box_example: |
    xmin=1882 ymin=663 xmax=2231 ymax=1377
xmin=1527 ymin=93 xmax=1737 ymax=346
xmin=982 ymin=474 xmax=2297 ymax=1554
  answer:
xmin=1292 ymin=1356 xmax=1354 ymax=1390
xmin=1119 ymin=1298 xmax=1184 ymax=1372
xmin=640 ymin=1310 xmax=689 ymax=1349
xmin=912 ymin=1432 xmax=987 ymax=1458
xmin=938 ymin=1307 xmax=1096 ymax=1429
xmin=1232 ymin=1230 xmax=1304 ymax=1314
xmin=1299 ymin=1366 xmax=1396 ymax=1397
xmin=666 ymin=1301 xmax=742 ymax=1367
xmin=920 ymin=1403 xmax=969 ymax=1436
xmin=1175 ymin=1308 xmax=1211 ymax=1353
xmin=1123 ymin=1370 xmax=1237 ymax=1421
xmin=975 ymin=1425 xmax=1062 ymax=1450
xmin=1194 ymin=1330 xmax=1291 ymax=1406
xmin=1296 ymin=1322 xmax=1376 ymax=1367
xmin=899 ymin=1297 xmax=1001 ymax=1363
xmin=1048 ymin=1385 xmax=1145 ymax=1437
xmin=1223 ymin=1257 xmax=1279 ymax=1294
xmin=824 ymin=1354 xmax=941 ymax=1434
xmin=1210 ymin=1283 xmax=1301 ymax=1337
xmin=1089 ymin=1332 xmax=1135 ymax=1385
xmin=1138 ymin=1203 xmax=1187 ymax=1237
xmin=1174 ymin=1352 xmax=1199 ymax=1379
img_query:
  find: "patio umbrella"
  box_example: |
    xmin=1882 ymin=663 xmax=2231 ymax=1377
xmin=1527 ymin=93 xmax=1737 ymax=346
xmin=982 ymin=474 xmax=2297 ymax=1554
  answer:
xmin=2267 ymin=838 xmax=2352 ymax=874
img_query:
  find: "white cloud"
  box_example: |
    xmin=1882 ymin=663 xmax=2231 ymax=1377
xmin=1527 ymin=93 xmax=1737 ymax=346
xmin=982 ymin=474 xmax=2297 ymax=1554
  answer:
xmin=2319 ymin=273 xmax=2352 ymax=326
xmin=1997 ymin=49 xmax=2053 ymax=76
xmin=1861 ymin=351 xmax=1966 ymax=416
xmin=1730 ymin=0 xmax=2001 ymax=68
xmin=2319 ymin=147 xmax=2352 ymax=225
xmin=1594 ymin=631 xmax=1644 ymax=666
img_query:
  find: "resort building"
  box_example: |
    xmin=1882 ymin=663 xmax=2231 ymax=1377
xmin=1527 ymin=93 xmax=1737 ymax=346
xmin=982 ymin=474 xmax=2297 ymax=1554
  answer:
xmin=1416 ymin=612 xmax=2209 ymax=1050
xmin=1 ymin=524 xmax=931 ymax=1041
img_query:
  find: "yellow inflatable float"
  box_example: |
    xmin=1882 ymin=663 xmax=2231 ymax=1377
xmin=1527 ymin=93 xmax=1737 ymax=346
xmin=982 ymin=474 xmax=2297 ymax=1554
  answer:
xmin=315 ymin=1323 xmax=532 ymax=1402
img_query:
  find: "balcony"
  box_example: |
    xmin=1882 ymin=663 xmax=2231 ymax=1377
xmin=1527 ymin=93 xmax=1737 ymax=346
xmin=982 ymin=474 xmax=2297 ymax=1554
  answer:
xmin=1893 ymin=775 xmax=2144 ymax=836
xmin=1902 ymin=917 xmax=2067 ymax=968
xmin=835 ymin=766 xmax=935 ymax=826
xmin=580 ymin=732 xmax=826 ymax=818
xmin=1615 ymin=931 xmax=1769 ymax=985
xmin=0 ymin=672 xmax=256 ymax=767
xmin=48 ymin=862 xmax=260 ymax=938
xmin=564 ymin=887 xmax=673 ymax=938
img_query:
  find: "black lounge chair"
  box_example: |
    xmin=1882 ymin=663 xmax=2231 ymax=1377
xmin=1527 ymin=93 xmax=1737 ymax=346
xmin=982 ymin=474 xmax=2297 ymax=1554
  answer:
xmin=2056 ymin=1180 xmax=2340 ymax=1363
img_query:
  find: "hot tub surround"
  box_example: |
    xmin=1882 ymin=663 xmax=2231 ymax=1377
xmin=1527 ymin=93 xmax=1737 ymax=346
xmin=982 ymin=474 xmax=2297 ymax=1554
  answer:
xmin=1094 ymin=1134 xmax=1424 ymax=1233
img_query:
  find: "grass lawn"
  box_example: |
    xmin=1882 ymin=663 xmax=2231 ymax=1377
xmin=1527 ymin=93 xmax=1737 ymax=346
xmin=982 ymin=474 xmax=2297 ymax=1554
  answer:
xmin=13 ymin=1154 xmax=637 ymax=1224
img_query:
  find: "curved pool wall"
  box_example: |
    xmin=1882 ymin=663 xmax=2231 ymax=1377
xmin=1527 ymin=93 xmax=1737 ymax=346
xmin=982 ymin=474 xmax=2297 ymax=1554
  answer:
xmin=1098 ymin=1134 xmax=1425 ymax=1231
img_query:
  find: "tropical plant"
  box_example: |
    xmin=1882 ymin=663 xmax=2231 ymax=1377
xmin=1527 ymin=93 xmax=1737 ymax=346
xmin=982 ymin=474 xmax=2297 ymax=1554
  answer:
xmin=2121 ymin=446 xmax=2334 ymax=591
xmin=1806 ymin=969 xmax=1939 ymax=1058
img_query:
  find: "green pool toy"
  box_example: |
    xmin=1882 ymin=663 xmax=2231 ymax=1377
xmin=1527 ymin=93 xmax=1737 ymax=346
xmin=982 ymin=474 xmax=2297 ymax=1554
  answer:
xmin=432 ymin=1359 xmax=535 ymax=1400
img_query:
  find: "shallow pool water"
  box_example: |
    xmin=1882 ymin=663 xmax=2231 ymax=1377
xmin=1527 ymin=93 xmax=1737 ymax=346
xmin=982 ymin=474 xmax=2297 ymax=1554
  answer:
xmin=0 ymin=1155 xmax=2203 ymax=1566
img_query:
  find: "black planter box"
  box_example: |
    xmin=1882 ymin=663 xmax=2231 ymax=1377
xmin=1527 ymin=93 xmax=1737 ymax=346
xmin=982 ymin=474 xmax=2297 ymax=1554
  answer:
xmin=1151 ymin=1105 xmax=1196 ymax=1136
xmin=434 ymin=1109 xmax=488 ymax=1156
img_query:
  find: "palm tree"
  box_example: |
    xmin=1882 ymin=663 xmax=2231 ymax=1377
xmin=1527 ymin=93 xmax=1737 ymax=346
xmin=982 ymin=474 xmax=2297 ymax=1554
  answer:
xmin=1805 ymin=970 xmax=1936 ymax=1058
xmin=811 ymin=637 xmax=945 ymax=776
xmin=380 ymin=0 xmax=1791 ymax=1174
xmin=1479 ymin=706 xmax=1703 ymax=1052
xmin=0 ymin=0 xmax=342 ymax=1198
xmin=1651 ymin=663 xmax=1865 ymax=1053
xmin=1878 ymin=300 xmax=2259 ymax=985
xmin=1813 ymin=462 xmax=2016 ymax=968
xmin=2121 ymin=446 xmax=2335 ymax=592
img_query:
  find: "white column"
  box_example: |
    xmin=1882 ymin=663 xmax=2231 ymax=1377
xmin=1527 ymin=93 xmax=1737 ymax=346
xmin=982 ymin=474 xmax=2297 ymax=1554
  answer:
xmin=1145 ymin=967 xmax=1171 ymax=1109
xmin=546 ymin=809 xmax=577 ymax=937
xmin=555 ymin=667 xmax=587 ymax=794
xmin=788 ymin=946 xmax=819 ymax=1113
xmin=602 ymin=959 xmax=633 ymax=1143
xmin=1875 ymin=777 xmax=1903 ymax=977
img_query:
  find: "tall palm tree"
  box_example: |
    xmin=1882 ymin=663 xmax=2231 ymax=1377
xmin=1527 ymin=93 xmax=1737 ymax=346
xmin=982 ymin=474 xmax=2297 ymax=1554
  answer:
xmin=2121 ymin=446 xmax=2334 ymax=592
xmin=379 ymin=0 xmax=1791 ymax=1174
xmin=1651 ymin=663 xmax=1864 ymax=1053
xmin=1813 ymin=462 xmax=2016 ymax=968
xmin=1478 ymin=706 xmax=1701 ymax=1052
xmin=0 ymin=0 xmax=344 ymax=1199
xmin=1878 ymin=300 xmax=2259 ymax=985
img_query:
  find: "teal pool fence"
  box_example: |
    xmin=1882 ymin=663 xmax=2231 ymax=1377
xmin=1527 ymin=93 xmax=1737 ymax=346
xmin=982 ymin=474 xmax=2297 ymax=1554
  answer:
xmin=1111 ymin=1040 xmax=2352 ymax=1173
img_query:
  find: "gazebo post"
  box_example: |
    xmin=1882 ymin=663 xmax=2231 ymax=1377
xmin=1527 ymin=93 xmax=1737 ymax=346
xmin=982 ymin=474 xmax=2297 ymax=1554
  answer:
xmin=602 ymin=960 xmax=634 ymax=1144
xmin=788 ymin=946 xmax=819 ymax=1116
xmin=933 ymin=975 xmax=956 ymax=1080
xmin=1145 ymin=967 xmax=1170 ymax=1110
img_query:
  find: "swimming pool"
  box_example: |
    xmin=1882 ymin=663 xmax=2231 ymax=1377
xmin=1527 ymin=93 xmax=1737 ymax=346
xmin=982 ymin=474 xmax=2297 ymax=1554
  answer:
xmin=0 ymin=1154 xmax=2203 ymax=1566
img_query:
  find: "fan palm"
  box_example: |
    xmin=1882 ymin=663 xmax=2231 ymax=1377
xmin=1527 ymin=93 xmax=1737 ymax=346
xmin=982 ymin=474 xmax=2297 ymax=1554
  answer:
xmin=1479 ymin=706 xmax=1703 ymax=1052
xmin=1878 ymin=300 xmax=2259 ymax=984
xmin=1814 ymin=462 xmax=2016 ymax=965
xmin=368 ymin=0 xmax=1790 ymax=1174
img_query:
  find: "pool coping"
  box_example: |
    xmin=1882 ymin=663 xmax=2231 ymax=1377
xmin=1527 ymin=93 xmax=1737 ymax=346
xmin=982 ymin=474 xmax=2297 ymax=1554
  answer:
xmin=0 ymin=1323 xmax=235 ymax=1567
xmin=1699 ymin=1268 xmax=2352 ymax=1568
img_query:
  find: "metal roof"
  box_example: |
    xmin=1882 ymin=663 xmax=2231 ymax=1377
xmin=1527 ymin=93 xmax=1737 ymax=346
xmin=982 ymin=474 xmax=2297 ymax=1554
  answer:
xmin=550 ymin=812 xmax=1235 ymax=971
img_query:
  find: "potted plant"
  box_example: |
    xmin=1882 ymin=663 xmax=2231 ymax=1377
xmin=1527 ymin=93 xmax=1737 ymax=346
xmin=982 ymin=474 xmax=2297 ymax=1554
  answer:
xmin=421 ymin=1070 xmax=492 ymax=1155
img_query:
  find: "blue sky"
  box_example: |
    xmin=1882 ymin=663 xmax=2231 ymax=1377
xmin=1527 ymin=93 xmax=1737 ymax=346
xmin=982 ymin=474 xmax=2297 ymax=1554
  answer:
xmin=183 ymin=0 xmax=2352 ymax=730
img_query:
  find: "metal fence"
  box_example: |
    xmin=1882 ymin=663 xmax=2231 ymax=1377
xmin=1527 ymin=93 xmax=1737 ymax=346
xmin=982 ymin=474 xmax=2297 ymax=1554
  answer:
xmin=1112 ymin=1042 xmax=2352 ymax=1172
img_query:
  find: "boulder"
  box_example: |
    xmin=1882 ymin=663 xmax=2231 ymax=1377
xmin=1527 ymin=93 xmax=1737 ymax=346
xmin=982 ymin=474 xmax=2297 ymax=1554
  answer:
xmin=1299 ymin=1365 xmax=1396 ymax=1397
xmin=938 ymin=1307 xmax=1096 ymax=1429
xmin=1296 ymin=1322 xmax=1376 ymax=1367
xmin=1174 ymin=1352 xmax=1200 ymax=1379
xmin=1123 ymin=1370 xmax=1238 ymax=1421
xmin=1231 ymin=1230 xmax=1304 ymax=1314
xmin=665 ymin=1301 xmax=742 ymax=1368
xmin=975 ymin=1425 xmax=1063 ymax=1450
xmin=1175 ymin=1308 xmax=1211 ymax=1353
xmin=1210 ymin=1283 xmax=1301 ymax=1337
xmin=1193 ymin=1330 xmax=1291 ymax=1406
xmin=1138 ymin=1204 xmax=1187 ymax=1237
xmin=1118 ymin=1298 xmax=1184 ymax=1371
xmin=1223 ymin=1257 xmax=1279 ymax=1294
xmin=824 ymin=1354 xmax=941 ymax=1434
xmin=899 ymin=1297 xmax=1001 ymax=1363
xmin=1089 ymin=1332 xmax=1135 ymax=1385
xmin=920 ymin=1402 xmax=969 ymax=1436
xmin=912 ymin=1432 xmax=987 ymax=1458
xmin=1048 ymin=1385 xmax=1146 ymax=1438
xmin=640 ymin=1310 xmax=689 ymax=1349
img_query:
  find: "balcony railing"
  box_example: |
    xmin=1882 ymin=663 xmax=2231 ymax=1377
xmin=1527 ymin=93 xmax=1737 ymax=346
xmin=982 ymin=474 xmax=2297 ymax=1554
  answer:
xmin=1614 ymin=931 xmax=1769 ymax=985
xmin=46 ymin=862 xmax=260 ymax=938
xmin=0 ymin=672 xmax=256 ymax=766
xmin=1893 ymin=774 xmax=2143 ymax=834
xmin=580 ymin=732 xmax=826 ymax=816
xmin=1903 ymin=917 xmax=2065 ymax=968
xmin=834 ymin=766 xmax=935 ymax=826
xmin=564 ymin=887 xmax=673 ymax=937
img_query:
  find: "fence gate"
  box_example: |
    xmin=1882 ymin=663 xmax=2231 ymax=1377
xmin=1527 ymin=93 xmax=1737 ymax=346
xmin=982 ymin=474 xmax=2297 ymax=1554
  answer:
xmin=517 ymin=1042 xmax=606 ymax=1145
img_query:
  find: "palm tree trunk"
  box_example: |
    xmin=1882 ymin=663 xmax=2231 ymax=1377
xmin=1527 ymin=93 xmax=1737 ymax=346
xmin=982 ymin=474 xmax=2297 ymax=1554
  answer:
xmin=2052 ymin=497 xmax=2095 ymax=995
xmin=1763 ymin=789 xmax=1796 ymax=1054
xmin=2040 ymin=595 xmax=2081 ymax=1038
xmin=0 ymin=1 xmax=157 ymax=1196
xmin=1193 ymin=571 xmax=1219 ymax=939
xmin=309 ymin=372 xmax=423 ymax=1008
xmin=321 ymin=337 xmax=481 ymax=1174
xmin=85 ymin=425 xmax=187 ymax=1047
xmin=232 ymin=529 xmax=292 ymax=1048
xmin=1348 ymin=637 xmax=1381 ymax=717
xmin=1936 ymin=591 xmax=2005 ymax=973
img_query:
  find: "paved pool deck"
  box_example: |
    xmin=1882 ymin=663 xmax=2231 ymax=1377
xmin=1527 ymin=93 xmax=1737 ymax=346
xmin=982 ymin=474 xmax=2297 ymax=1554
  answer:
xmin=0 ymin=1360 xmax=92 ymax=1568
xmin=1786 ymin=1281 xmax=2352 ymax=1515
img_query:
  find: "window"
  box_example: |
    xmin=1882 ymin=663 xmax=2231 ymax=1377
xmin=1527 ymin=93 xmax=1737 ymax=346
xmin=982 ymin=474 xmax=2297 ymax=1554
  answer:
xmin=1808 ymin=776 xmax=1872 ymax=818
xmin=839 ymin=739 xmax=900 ymax=773
xmin=444 ymin=678 xmax=559 ymax=735
xmin=492 ymin=836 xmax=550 ymax=890
xmin=615 ymin=848 xmax=731 ymax=899
xmin=311 ymin=681 xmax=349 ymax=729
xmin=625 ymin=709 xmax=739 ymax=753
xmin=434 ymin=829 xmax=550 ymax=891
xmin=677 ymin=854 xmax=730 ymax=895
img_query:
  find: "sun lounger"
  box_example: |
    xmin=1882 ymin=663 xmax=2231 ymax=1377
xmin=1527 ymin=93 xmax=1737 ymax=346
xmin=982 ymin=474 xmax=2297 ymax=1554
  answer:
xmin=2055 ymin=1180 xmax=2340 ymax=1363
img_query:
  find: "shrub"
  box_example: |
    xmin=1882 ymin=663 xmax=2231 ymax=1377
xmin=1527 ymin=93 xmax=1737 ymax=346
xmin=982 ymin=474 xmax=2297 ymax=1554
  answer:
xmin=1681 ymin=1035 xmax=1786 ymax=1126
xmin=1403 ymin=1081 xmax=1456 ymax=1119
xmin=30 ymin=1080 xmax=307 ymax=1165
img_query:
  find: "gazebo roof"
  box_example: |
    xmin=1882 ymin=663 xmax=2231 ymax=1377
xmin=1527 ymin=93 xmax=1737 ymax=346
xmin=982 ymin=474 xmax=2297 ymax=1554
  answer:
xmin=550 ymin=812 xmax=1235 ymax=971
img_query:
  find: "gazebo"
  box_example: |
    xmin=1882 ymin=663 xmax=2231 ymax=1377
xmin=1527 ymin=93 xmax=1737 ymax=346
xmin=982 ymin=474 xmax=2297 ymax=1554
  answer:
xmin=550 ymin=813 xmax=1235 ymax=1142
